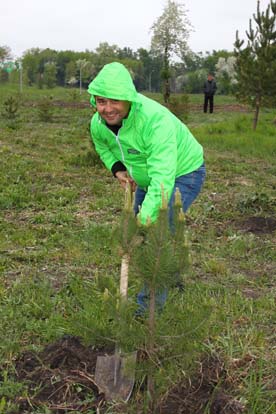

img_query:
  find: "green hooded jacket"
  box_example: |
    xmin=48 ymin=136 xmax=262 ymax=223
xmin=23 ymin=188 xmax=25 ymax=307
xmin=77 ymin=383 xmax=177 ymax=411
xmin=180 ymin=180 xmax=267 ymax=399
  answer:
xmin=88 ymin=62 xmax=204 ymax=224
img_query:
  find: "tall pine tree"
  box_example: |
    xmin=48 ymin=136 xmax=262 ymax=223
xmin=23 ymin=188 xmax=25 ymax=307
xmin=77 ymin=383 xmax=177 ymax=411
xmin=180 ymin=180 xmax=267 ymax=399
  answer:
xmin=234 ymin=1 xmax=276 ymax=129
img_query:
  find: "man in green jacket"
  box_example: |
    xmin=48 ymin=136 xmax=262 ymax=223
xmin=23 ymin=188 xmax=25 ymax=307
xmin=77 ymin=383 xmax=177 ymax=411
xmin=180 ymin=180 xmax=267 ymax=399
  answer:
xmin=88 ymin=62 xmax=206 ymax=226
xmin=88 ymin=62 xmax=206 ymax=312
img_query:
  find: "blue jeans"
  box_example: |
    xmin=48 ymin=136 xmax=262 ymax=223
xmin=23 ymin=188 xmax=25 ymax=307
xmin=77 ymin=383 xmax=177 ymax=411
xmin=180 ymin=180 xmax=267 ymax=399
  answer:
xmin=134 ymin=163 xmax=206 ymax=314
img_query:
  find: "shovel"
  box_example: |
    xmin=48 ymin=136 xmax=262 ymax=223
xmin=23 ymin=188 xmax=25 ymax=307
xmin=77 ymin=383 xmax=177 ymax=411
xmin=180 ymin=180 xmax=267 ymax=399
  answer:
xmin=95 ymin=184 xmax=137 ymax=402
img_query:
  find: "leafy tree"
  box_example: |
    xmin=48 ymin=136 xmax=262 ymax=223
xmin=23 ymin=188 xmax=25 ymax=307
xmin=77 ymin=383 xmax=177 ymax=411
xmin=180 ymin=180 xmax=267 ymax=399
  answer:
xmin=182 ymin=51 xmax=204 ymax=72
xmin=36 ymin=48 xmax=58 ymax=88
xmin=234 ymin=0 xmax=276 ymax=130
xmin=200 ymin=49 xmax=232 ymax=74
xmin=176 ymin=49 xmax=236 ymax=94
xmin=56 ymin=50 xmax=80 ymax=86
xmin=65 ymin=60 xmax=77 ymax=86
xmin=119 ymin=58 xmax=144 ymax=91
xmin=94 ymin=42 xmax=120 ymax=67
xmin=0 ymin=45 xmax=12 ymax=63
xmin=150 ymin=0 xmax=192 ymax=102
xmin=179 ymin=69 xmax=206 ymax=94
xmin=91 ymin=42 xmax=145 ymax=90
xmin=43 ymin=62 xmax=57 ymax=88
xmin=137 ymin=48 xmax=162 ymax=92
xmin=117 ymin=46 xmax=137 ymax=60
xmin=22 ymin=48 xmax=42 ymax=85
xmin=0 ymin=45 xmax=13 ymax=82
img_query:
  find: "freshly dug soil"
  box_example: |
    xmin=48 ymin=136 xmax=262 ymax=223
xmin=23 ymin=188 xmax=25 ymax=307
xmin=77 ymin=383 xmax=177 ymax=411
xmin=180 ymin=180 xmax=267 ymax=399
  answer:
xmin=11 ymin=336 xmax=245 ymax=413
xmin=157 ymin=355 xmax=245 ymax=414
xmin=15 ymin=335 xmax=107 ymax=413
xmin=238 ymin=216 xmax=276 ymax=234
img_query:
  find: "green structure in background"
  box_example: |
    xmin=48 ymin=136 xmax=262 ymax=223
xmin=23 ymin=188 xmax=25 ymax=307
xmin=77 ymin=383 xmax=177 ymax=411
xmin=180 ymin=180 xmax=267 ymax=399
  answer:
xmin=0 ymin=61 xmax=23 ymax=92
xmin=0 ymin=61 xmax=17 ymax=73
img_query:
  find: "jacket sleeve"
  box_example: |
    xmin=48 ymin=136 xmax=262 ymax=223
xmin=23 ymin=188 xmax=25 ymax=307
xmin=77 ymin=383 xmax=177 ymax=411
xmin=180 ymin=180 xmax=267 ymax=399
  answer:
xmin=137 ymin=117 xmax=177 ymax=225
xmin=90 ymin=118 xmax=117 ymax=171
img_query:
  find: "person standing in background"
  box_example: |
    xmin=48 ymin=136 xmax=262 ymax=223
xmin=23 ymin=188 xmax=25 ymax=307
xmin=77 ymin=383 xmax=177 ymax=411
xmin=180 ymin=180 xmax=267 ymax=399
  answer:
xmin=203 ymin=73 xmax=217 ymax=113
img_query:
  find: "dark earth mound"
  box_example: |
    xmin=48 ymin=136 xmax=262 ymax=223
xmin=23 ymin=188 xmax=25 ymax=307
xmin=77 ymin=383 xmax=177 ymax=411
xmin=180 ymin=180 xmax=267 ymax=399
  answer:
xmin=157 ymin=355 xmax=245 ymax=414
xmin=10 ymin=336 xmax=245 ymax=413
xmin=15 ymin=335 xmax=106 ymax=413
xmin=238 ymin=216 xmax=276 ymax=234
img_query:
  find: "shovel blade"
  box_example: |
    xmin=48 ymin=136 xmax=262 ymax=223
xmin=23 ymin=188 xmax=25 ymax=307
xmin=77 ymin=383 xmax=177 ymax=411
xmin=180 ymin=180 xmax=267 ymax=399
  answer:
xmin=95 ymin=352 xmax=137 ymax=402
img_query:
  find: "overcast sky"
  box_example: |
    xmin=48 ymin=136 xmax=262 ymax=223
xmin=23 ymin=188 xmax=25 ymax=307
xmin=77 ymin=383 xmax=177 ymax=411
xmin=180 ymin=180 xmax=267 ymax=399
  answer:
xmin=0 ymin=0 xmax=273 ymax=58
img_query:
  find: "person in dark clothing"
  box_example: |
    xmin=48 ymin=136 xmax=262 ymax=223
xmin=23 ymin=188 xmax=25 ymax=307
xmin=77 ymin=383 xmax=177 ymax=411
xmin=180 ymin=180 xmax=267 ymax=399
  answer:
xmin=203 ymin=73 xmax=217 ymax=113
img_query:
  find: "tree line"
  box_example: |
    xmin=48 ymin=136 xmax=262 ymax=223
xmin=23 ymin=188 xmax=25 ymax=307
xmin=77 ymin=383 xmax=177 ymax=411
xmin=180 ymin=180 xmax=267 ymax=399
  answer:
xmin=1 ymin=0 xmax=276 ymax=129
xmin=0 ymin=42 xmax=235 ymax=95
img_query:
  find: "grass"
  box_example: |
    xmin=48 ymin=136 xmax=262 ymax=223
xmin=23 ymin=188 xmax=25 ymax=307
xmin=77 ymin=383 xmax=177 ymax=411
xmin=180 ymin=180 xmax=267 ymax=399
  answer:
xmin=0 ymin=82 xmax=276 ymax=413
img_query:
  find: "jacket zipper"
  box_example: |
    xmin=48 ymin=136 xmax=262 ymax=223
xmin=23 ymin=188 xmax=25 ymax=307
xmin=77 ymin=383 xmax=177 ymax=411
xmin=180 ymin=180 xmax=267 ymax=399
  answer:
xmin=129 ymin=165 xmax=133 ymax=179
xmin=114 ymin=130 xmax=134 ymax=180
xmin=115 ymin=130 xmax=125 ymax=162
xmin=105 ymin=122 xmax=134 ymax=180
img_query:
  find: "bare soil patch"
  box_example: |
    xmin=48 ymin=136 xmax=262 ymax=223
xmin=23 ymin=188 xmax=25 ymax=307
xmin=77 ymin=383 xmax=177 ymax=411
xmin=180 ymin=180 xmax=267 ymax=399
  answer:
xmin=15 ymin=336 xmax=106 ymax=413
xmin=157 ymin=355 xmax=245 ymax=414
xmin=11 ymin=336 xmax=245 ymax=414
xmin=238 ymin=216 xmax=276 ymax=234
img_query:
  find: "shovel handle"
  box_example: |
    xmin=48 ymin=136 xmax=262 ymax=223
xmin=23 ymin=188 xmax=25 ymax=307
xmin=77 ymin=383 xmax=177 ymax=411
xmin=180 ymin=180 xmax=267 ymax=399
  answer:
xmin=120 ymin=183 xmax=133 ymax=300
xmin=120 ymin=254 xmax=129 ymax=299
xmin=115 ymin=253 xmax=129 ymax=385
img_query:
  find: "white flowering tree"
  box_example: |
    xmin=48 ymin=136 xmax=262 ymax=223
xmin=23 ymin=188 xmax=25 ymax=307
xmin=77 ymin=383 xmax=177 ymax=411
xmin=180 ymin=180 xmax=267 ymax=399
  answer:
xmin=150 ymin=0 xmax=192 ymax=102
xmin=215 ymin=56 xmax=237 ymax=94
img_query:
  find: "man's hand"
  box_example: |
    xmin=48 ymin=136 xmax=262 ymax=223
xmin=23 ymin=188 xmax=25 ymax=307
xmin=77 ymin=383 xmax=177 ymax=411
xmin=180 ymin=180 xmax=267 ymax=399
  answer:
xmin=115 ymin=171 xmax=137 ymax=192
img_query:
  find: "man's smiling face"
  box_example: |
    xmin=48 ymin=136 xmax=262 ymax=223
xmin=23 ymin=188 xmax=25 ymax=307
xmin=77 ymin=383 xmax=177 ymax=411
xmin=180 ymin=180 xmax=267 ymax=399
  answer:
xmin=95 ymin=96 xmax=131 ymax=125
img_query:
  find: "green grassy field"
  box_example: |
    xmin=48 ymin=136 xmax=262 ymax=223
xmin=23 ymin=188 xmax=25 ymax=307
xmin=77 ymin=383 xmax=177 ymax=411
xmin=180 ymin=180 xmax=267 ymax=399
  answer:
xmin=0 ymin=84 xmax=275 ymax=413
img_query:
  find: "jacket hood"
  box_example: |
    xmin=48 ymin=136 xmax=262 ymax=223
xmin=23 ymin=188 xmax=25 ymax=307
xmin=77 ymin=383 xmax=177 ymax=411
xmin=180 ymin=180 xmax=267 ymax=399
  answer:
xmin=87 ymin=62 xmax=139 ymax=107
